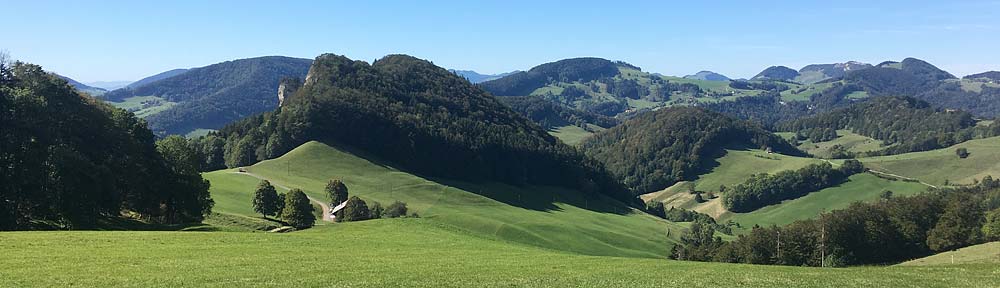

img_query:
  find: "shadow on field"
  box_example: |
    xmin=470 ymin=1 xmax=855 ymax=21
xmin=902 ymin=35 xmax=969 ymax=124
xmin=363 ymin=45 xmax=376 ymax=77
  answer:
xmin=440 ymin=179 xmax=629 ymax=215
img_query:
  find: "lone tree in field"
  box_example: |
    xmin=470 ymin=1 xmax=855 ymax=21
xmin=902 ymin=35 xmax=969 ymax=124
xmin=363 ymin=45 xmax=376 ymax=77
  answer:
xmin=384 ymin=201 xmax=409 ymax=218
xmin=338 ymin=196 xmax=371 ymax=222
xmin=326 ymin=179 xmax=349 ymax=205
xmin=280 ymin=189 xmax=315 ymax=229
xmin=956 ymin=147 xmax=970 ymax=159
xmin=252 ymin=180 xmax=280 ymax=218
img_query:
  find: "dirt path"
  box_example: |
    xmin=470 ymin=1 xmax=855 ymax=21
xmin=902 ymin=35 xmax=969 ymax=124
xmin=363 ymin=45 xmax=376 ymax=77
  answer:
xmin=231 ymin=171 xmax=334 ymax=222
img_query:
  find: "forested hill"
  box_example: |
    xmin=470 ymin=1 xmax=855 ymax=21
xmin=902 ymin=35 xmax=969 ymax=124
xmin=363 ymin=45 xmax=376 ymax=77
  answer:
xmin=580 ymin=107 xmax=802 ymax=194
xmin=201 ymin=53 xmax=632 ymax=203
xmin=0 ymin=61 xmax=212 ymax=230
xmin=126 ymin=68 xmax=189 ymax=89
xmin=55 ymin=74 xmax=107 ymax=96
xmin=499 ymin=96 xmax=619 ymax=129
xmin=102 ymin=56 xmax=312 ymax=135
xmin=964 ymin=71 xmax=1000 ymax=81
xmin=751 ymin=66 xmax=799 ymax=81
xmin=778 ymin=96 xmax=1000 ymax=155
xmin=480 ymin=57 xmax=622 ymax=96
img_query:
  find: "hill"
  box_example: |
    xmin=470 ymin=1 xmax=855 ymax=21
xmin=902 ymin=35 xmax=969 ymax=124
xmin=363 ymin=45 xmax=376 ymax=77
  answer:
xmin=209 ymin=53 xmax=631 ymax=203
xmin=126 ymin=68 xmax=189 ymax=89
xmin=860 ymin=136 xmax=1000 ymax=186
xmin=964 ymin=71 xmax=1000 ymax=81
xmin=449 ymin=69 xmax=517 ymax=83
xmin=683 ymin=70 xmax=730 ymax=81
xmin=899 ymin=242 xmax=999 ymax=266
xmin=751 ymin=66 xmax=799 ymax=81
xmin=3 ymin=220 xmax=998 ymax=287
xmin=0 ymin=60 xmax=211 ymax=230
xmin=796 ymin=61 xmax=872 ymax=84
xmin=101 ymin=56 xmax=311 ymax=135
xmin=85 ymin=80 xmax=131 ymax=90
xmin=204 ymin=140 xmax=686 ymax=257
xmin=580 ymin=107 xmax=801 ymax=194
xmin=54 ymin=74 xmax=107 ymax=96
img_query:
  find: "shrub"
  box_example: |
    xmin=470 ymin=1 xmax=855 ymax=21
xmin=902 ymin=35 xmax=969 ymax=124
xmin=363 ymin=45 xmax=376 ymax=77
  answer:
xmin=956 ymin=147 xmax=970 ymax=158
xmin=369 ymin=201 xmax=384 ymax=219
xmin=384 ymin=201 xmax=409 ymax=218
xmin=280 ymin=189 xmax=315 ymax=229
xmin=338 ymin=196 xmax=371 ymax=222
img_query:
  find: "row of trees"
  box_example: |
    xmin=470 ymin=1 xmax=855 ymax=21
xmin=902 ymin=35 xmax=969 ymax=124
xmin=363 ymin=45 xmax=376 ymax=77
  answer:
xmin=1 ymin=58 xmax=213 ymax=230
xmin=252 ymin=178 xmax=413 ymax=229
xmin=723 ymin=161 xmax=865 ymax=212
xmin=673 ymin=177 xmax=1000 ymax=266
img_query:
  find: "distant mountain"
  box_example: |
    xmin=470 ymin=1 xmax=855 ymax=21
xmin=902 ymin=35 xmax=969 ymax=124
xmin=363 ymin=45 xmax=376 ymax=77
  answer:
xmin=751 ymin=66 xmax=799 ymax=81
xmin=683 ymin=71 xmax=730 ymax=81
xmin=482 ymin=58 xmax=623 ymax=96
xmin=85 ymin=80 xmax=132 ymax=90
xmin=102 ymin=56 xmax=312 ymax=136
xmin=875 ymin=58 xmax=955 ymax=81
xmin=964 ymin=71 xmax=1000 ymax=81
xmin=449 ymin=69 xmax=517 ymax=83
xmin=54 ymin=74 xmax=107 ymax=96
xmin=796 ymin=61 xmax=872 ymax=84
xmin=210 ymin=53 xmax=632 ymax=203
xmin=127 ymin=68 xmax=189 ymax=89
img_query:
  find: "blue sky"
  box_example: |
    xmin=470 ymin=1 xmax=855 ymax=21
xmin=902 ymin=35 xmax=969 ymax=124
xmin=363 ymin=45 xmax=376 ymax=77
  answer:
xmin=5 ymin=0 xmax=999 ymax=82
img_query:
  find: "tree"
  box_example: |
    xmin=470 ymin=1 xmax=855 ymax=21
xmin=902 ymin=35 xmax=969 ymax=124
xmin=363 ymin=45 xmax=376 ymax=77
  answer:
xmin=646 ymin=201 xmax=666 ymax=218
xmin=927 ymin=196 xmax=984 ymax=252
xmin=956 ymin=147 xmax=970 ymax=159
xmin=840 ymin=159 xmax=865 ymax=174
xmin=156 ymin=136 xmax=214 ymax=222
xmin=280 ymin=189 xmax=315 ymax=229
xmin=325 ymin=179 xmax=349 ymax=205
xmin=384 ymin=201 xmax=409 ymax=218
xmin=369 ymin=201 xmax=384 ymax=219
xmin=252 ymin=180 xmax=280 ymax=218
xmin=879 ymin=190 xmax=894 ymax=200
xmin=983 ymin=208 xmax=1000 ymax=241
xmin=338 ymin=196 xmax=371 ymax=222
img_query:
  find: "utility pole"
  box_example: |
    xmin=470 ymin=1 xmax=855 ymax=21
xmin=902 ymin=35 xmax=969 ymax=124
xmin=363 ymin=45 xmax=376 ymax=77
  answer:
xmin=820 ymin=216 xmax=826 ymax=268
xmin=777 ymin=229 xmax=782 ymax=262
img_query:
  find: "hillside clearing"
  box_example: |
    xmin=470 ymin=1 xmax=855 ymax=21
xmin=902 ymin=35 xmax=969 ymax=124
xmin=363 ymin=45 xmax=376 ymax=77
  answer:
xmin=860 ymin=136 xmax=1000 ymax=186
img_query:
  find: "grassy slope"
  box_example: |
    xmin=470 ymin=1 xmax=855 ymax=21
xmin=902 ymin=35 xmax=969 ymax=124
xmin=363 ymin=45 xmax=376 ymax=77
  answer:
xmin=205 ymin=141 xmax=686 ymax=258
xmin=793 ymin=130 xmax=885 ymax=158
xmin=549 ymin=124 xmax=604 ymax=146
xmin=722 ymin=173 xmax=928 ymax=227
xmin=641 ymin=149 xmax=927 ymax=228
xmin=860 ymin=136 xmax=1000 ymax=186
xmin=2 ymin=220 xmax=996 ymax=287
xmin=108 ymin=95 xmax=177 ymax=118
xmin=898 ymin=242 xmax=1000 ymax=266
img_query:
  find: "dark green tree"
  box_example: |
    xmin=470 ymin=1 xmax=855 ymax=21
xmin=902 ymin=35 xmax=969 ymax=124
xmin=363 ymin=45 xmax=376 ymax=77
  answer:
xmin=956 ymin=147 xmax=970 ymax=159
xmin=252 ymin=180 xmax=280 ymax=218
xmin=280 ymin=189 xmax=315 ymax=229
xmin=369 ymin=201 xmax=384 ymax=219
xmin=927 ymin=195 xmax=984 ymax=252
xmin=384 ymin=201 xmax=409 ymax=218
xmin=326 ymin=179 xmax=349 ymax=205
xmin=338 ymin=196 xmax=371 ymax=222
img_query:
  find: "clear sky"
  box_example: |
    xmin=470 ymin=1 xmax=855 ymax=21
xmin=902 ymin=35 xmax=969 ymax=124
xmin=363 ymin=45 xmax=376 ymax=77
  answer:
xmin=4 ymin=0 xmax=999 ymax=82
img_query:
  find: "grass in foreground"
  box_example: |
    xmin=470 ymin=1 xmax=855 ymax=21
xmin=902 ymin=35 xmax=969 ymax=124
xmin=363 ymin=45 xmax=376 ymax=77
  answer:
xmin=204 ymin=141 xmax=686 ymax=258
xmin=899 ymin=242 xmax=1000 ymax=266
xmin=1 ymin=219 xmax=997 ymax=287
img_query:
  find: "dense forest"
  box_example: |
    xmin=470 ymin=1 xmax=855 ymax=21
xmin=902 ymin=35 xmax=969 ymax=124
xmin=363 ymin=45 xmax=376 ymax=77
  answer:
xmin=580 ymin=107 xmax=802 ymax=194
xmin=498 ymin=96 xmax=619 ymax=130
xmin=102 ymin=56 xmax=312 ymax=135
xmin=199 ymin=54 xmax=633 ymax=204
xmin=0 ymin=58 xmax=212 ymax=230
xmin=674 ymin=178 xmax=1000 ymax=266
xmin=778 ymin=96 xmax=1000 ymax=155
xmin=751 ymin=66 xmax=799 ymax=81
xmin=480 ymin=58 xmax=621 ymax=96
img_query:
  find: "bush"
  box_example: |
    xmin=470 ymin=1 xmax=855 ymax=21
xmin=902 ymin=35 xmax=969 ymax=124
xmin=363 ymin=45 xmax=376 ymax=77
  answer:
xmin=369 ymin=201 xmax=384 ymax=219
xmin=337 ymin=196 xmax=371 ymax=222
xmin=956 ymin=147 xmax=970 ymax=158
xmin=280 ymin=189 xmax=315 ymax=229
xmin=384 ymin=201 xmax=409 ymax=218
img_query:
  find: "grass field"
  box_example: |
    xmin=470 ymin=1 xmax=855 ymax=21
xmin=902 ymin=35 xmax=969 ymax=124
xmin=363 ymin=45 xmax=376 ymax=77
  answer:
xmin=722 ymin=173 xmax=928 ymax=227
xmin=860 ymin=136 xmax=1000 ymax=186
xmin=2 ymin=219 xmax=997 ymax=287
xmin=203 ymin=141 xmax=688 ymax=258
xmin=108 ymin=95 xmax=177 ymax=118
xmin=899 ymin=242 xmax=1000 ymax=266
xmin=793 ymin=130 xmax=884 ymax=158
xmin=548 ymin=124 xmax=603 ymax=146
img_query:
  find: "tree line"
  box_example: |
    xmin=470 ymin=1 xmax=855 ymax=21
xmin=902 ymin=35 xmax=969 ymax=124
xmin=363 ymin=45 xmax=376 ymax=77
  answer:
xmin=0 ymin=58 xmax=212 ymax=230
xmin=723 ymin=161 xmax=866 ymax=213
xmin=673 ymin=177 xmax=1000 ymax=266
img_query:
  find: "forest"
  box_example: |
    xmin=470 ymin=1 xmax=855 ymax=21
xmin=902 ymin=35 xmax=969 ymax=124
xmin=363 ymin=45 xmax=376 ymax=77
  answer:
xmin=198 ymin=54 xmax=634 ymax=204
xmin=580 ymin=106 xmax=803 ymax=194
xmin=0 ymin=59 xmax=213 ymax=230
xmin=723 ymin=161 xmax=865 ymax=212
xmin=499 ymin=96 xmax=619 ymax=129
